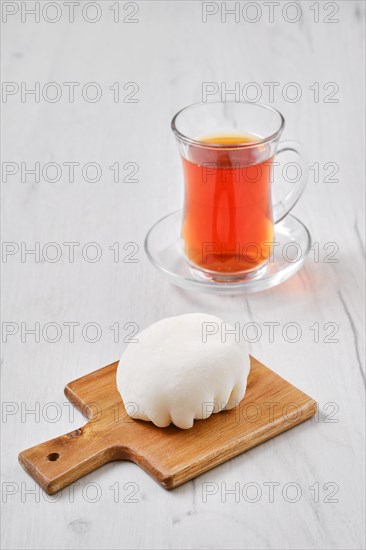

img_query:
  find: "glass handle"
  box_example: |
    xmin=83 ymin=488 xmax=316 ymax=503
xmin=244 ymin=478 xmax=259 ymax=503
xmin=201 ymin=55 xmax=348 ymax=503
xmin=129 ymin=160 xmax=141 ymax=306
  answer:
xmin=273 ymin=140 xmax=308 ymax=224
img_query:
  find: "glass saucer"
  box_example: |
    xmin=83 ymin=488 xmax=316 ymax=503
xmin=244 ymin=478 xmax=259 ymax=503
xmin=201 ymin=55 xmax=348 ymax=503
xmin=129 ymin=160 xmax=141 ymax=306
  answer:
xmin=144 ymin=211 xmax=311 ymax=295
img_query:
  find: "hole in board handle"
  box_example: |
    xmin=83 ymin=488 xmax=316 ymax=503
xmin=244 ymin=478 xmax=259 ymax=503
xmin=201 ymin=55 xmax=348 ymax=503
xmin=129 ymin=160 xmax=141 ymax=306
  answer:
xmin=47 ymin=453 xmax=60 ymax=461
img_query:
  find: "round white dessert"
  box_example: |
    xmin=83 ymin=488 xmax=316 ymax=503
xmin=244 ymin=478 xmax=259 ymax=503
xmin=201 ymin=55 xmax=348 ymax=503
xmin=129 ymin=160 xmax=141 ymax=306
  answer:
xmin=116 ymin=313 xmax=250 ymax=429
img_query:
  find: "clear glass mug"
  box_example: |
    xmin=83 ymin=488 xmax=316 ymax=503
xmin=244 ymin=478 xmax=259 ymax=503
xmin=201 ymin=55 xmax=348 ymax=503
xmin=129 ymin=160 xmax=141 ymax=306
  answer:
xmin=171 ymin=101 xmax=307 ymax=281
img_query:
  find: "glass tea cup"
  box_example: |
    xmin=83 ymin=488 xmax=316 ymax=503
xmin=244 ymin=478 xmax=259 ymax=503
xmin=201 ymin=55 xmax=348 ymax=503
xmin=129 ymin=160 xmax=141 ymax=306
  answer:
xmin=171 ymin=101 xmax=307 ymax=281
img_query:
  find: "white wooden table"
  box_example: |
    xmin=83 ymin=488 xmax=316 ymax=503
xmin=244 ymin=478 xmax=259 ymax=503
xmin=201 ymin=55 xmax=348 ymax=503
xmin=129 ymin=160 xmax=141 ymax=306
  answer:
xmin=2 ymin=1 xmax=365 ymax=549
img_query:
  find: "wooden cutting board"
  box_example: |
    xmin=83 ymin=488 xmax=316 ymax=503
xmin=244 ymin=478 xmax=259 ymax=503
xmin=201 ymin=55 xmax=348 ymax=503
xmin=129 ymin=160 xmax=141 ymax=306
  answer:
xmin=19 ymin=357 xmax=316 ymax=494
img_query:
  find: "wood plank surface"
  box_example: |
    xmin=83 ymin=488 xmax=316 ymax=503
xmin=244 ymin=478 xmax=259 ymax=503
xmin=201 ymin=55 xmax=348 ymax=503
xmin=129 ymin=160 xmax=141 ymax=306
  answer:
xmin=2 ymin=2 xmax=365 ymax=549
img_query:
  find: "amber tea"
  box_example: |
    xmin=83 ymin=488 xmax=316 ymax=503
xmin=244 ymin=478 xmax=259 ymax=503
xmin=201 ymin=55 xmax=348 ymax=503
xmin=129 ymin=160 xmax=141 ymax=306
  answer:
xmin=182 ymin=134 xmax=274 ymax=274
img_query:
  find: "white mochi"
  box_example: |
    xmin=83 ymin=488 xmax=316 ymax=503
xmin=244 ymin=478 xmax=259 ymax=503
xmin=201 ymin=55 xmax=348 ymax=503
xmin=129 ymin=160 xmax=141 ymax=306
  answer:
xmin=116 ymin=313 xmax=250 ymax=429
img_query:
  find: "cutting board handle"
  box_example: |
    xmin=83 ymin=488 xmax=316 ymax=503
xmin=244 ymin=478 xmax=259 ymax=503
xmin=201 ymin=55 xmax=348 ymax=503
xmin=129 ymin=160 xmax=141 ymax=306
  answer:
xmin=18 ymin=423 xmax=114 ymax=495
